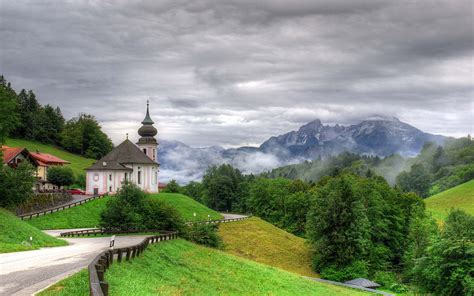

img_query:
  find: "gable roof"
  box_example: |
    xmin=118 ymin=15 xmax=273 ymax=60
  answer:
xmin=30 ymin=151 xmax=69 ymax=165
xmin=86 ymin=139 xmax=157 ymax=171
xmin=344 ymin=278 xmax=380 ymax=288
xmin=1 ymin=146 xmax=28 ymax=164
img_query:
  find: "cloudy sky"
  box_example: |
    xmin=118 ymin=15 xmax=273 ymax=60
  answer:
xmin=1 ymin=0 xmax=473 ymax=147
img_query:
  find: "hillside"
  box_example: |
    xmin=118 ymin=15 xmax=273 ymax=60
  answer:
xmin=27 ymin=193 xmax=222 ymax=229
xmin=5 ymin=138 xmax=95 ymax=177
xmin=425 ymin=179 xmax=474 ymax=221
xmin=0 ymin=208 xmax=67 ymax=253
xmin=39 ymin=239 xmax=368 ymax=296
xmin=218 ymin=217 xmax=317 ymax=277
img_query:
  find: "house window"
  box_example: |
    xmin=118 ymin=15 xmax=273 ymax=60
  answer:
xmin=138 ymin=171 xmax=141 ymax=184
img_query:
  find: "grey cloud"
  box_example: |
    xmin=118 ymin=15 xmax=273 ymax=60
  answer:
xmin=0 ymin=0 xmax=472 ymax=149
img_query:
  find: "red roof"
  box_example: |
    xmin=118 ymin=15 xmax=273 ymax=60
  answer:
xmin=1 ymin=146 xmax=26 ymax=164
xmin=30 ymin=152 xmax=69 ymax=165
xmin=158 ymin=182 xmax=167 ymax=189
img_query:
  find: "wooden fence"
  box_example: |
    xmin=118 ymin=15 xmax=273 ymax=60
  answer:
xmin=18 ymin=194 xmax=108 ymax=220
xmin=88 ymin=231 xmax=179 ymax=296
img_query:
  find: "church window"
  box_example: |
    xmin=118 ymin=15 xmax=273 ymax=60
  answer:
xmin=143 ymin=148 xmax=147 ymax=155
xmin=153 ymin=149 xmax=156 ymax=160
xmin=154 ymin=172 xmax=158 ymax=184
xmin=109 ymin=174 xmax=112 ymax=181
xmin=93 ymin=174 xmax=99 ymax=181
xmin=138 ymin=171 xmax=141 ymax=184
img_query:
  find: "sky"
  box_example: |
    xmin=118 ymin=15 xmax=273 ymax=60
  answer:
xmin=1 ymin=0 xmax=473 ymax=148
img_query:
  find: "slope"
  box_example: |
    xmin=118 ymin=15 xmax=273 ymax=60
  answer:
xmin=27 ymin=193 xmax=223 ymax=229
xmin=425 ymin=179 xmax=474 ymax=221
xmin=39 ymin=239 xmax=368 ymax=296
xmin=5 ymin=138 xmax=95 ymax=177
xmin=218 ymin=216 xmax=317 ymax=277
xmin=0 ymin=208 xmax=67 ymax=253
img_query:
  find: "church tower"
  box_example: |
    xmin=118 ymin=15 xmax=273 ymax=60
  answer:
xmin=137 ymin=100 xmax=158 ymax=162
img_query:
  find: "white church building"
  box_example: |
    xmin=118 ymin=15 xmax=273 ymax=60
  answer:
xmin=85 ymin=102 xmax=159 ymax=195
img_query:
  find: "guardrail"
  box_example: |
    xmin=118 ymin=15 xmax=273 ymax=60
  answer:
xmin=88 ymin=231 xmax=179 ymax=296
xmin=18 ymin=194 xmax=108 ymax=220
xmin=61 ymin=228 xmax=164 ymax=237
xmin=83 ymin=216 xmax=249 ymax=296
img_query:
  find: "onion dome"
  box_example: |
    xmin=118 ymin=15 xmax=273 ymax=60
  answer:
xmin=137 ymin=101 xmax=158 ymax=144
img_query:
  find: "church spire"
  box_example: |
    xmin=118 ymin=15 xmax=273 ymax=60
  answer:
xmin=142 ymin=100 xmax=154 ymax=125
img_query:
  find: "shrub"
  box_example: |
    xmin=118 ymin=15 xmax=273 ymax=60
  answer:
xmin=47 ymin=166 xmax=75 ymax=187
xmin=163 ymin=179 xmax=180 ymax=193
xmin=373 ymin=271 xmax=408 ymax=293
xmin=183 ymin=223 xmax=222 ymax=248
xmin=319 ymin=260 xmax=369 ymax=282
xmin=0 ymin=162 xmax=35 ymax=207
xmin=100 ymin=183 xmax=146 ymax=230
xmin=141 ymin=199 xmax=185 ymax=231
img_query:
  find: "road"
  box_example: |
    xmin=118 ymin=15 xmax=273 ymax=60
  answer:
xmin=0 ymin=231 xmax=150 ymax=296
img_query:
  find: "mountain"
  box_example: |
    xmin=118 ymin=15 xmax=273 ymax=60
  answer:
xmin=158 ymin=117 xmax=447 ymax=183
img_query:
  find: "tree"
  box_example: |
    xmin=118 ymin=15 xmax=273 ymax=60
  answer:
xmin=0 ymin=75 xmax=19 ymax=146
xmin=202 ymin=164 xmax=247 ymax=212
xmin=411 ymin=210 xmax=474 ymax=295
xmin=396 ymin=163 xmax=432 ymax=197
xmin=61 ymin=114 xmax=113 ymax=159
xmin=0 ymin=162 xmax=36 ymax=207
xmin=164 ymin=180 xmax=180 ymax=193
xmin=47 ymin=166 xmax=75 ymax=187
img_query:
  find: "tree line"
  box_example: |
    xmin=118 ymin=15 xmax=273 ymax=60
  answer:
xmin=167 ymin=164 xmax=473 ymax=295
xmin=0 ymin=75 xmax=113 ymax=159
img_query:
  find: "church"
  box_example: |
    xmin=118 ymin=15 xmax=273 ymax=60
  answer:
xmin=85 ymin=102 xmax=159 ymax=195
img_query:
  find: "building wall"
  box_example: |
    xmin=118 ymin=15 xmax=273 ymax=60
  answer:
xmin=86 ymin=164 xmax=159 ymax=195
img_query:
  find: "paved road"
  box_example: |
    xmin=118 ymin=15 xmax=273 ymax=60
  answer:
xmin=0 ymin=231 xmax=149 ymax=296
xmin=221 ymin=213 xmax=248 ymax=220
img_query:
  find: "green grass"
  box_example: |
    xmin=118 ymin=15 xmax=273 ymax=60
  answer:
xmin=0 ymin=208 xmax=67 ymax=253
xmin=26 ymin=197 xmax=110 ymax=230
xmin=425 ymin=179 xmax=474 ymax=222
xmin=39 ymin=239 xmax=370 ymax=296
xmin=218 ymin=217 xmax=318 ymax=277
xmin=5 ymin=138 xmax=95 ymax=177
xmin=150 ymin=193 xmax=223 ymax=221
xmin=27 ymin=193 xmax=222 ymax=229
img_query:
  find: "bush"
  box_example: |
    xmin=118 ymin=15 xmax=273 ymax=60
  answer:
xmin=0 ymin=162 xmax=35 ymax=207
xmin=319 ymin=260 xmax=369 ymax=282
xmin=100 ymin=183 xmax=147 ymax=230
xmin=373 ymin=271 xmax=408 ymax=293
xmin=100 ymin=182 xmax=186 ymax=232
xmin=141 ymin=199 xmax=185 ymax=232
xmin=47 ymin=166 xmax=75 ymax=187
xmin=163 ymin=180 xmax=180 ymax=193
xmin=183 ymin=223 xmax=222 ymax=248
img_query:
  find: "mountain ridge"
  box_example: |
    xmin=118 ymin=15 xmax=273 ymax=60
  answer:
xmin=158 ymin=117 xmax=448 ymax=183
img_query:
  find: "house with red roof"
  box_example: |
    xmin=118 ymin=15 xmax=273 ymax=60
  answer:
xmin=2 ymin=145 xmax=70 ymax=190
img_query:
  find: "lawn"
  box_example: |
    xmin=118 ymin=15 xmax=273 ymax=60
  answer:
xmin=5 ymin=138 xmax=95 ymax=177
xmin=425 ymin=179 xmax=474 ymax=222
xmin=150 ymin=192 xmax=223 ymax=221
xmin=39 ymin=239 xmax=369 ymax=296
xmin=218 ymin=217 xmax=318 ymax=277
xmin=27 ymin=193 xmax=222 ymax=229
xmin=26 ymin=197 xmax=110 ymax=230
xmin=0 ymin=208 xmax=67 ymax=253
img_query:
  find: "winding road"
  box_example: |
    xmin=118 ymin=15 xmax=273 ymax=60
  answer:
xmin=0 ymin=213 xmax=248 ymax=296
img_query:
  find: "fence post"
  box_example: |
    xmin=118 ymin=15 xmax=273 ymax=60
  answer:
xmin=100 ymin=281 xmax=109 ymax=296
xmin=126 ymin=248 xmax=131 ymax=261
xmin=118 ymin=250 xmax=122 ymax=262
